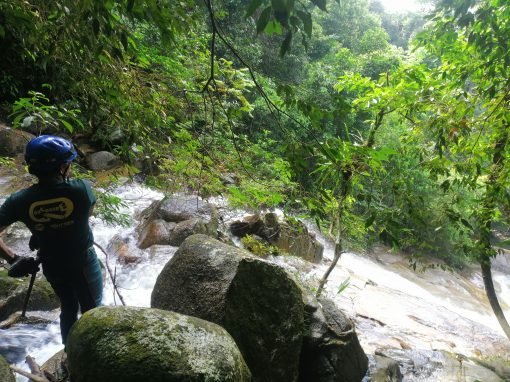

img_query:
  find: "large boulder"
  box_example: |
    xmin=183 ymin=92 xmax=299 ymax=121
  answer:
xmin=85 ymin=151 xmax=121 ymax=171
xmin=151 ymin=234 xmax=305 ymax=382
xmin=230 ymin=213 xmax=323 ymax=263
xmin=0 ymin=354 xmax=15 ymax=382
xmin=225 ymin=257 xmax=304 ymax=382
xmin=0 ymin=127 xmax=34 ymax=157
xmin=151 ymin=234 xmax=243 ymax=323
xmin=137 ymin=196 xmax=218 ymax=248
xmin=0 ymin=270 xmax=59 ymax=321
xmin=67 ymin=306 xmax=251 ymax=382
xmin=299 ymin=297 xmax=369 ymax=382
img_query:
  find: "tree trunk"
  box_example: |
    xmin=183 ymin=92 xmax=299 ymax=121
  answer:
xmin=316 ymin=177 xmax=348 ymax=297
xmin=480 ymin=260 xmax=510 ymax=340
xmin=477 ymin=127 xmax=510 ymax=340
xmin=316 ymin=108 xmax=387 ymax=297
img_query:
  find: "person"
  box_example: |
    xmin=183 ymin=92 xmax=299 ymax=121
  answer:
xmin=0 ymin=135 xmax=102 ymax=346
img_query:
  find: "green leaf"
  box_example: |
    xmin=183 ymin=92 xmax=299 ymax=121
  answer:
xmin=296 ymin=10 xmax=312 ymax=37
xmin=271 ymin=0 xmax=286 ymax=12
xmin=311 ymin=0 xmax=327 ymax=11
xmin=337 ymin=277 xmax=350 ymax=294
xmin=365 ymin=214 xmax=376 ymax=228
xmin=245 ymin=0 xmax=264 ymax=18
xmin=496 ymin=239 xmax=510 ymax=247
xmin=265 ymin=20 xmax=282 ymax=35
xmin=460 ymin=218 xmax=472 ymax=230
xmin=60 ymin=119 xmax=74 ymax=133
xmin=92 ymin=18 xmax=100 ymax=36
xmin=279 ymin=31 xmax=292 ymax=56
xmin=0 ymin=25 xmax=5 ymax=38
xmin=257 ymin=6 xmax=272 ymax=34
xmin=120 ymin=32 xmax=128 ymax=51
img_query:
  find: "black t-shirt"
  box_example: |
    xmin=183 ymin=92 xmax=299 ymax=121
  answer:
xmin=0 ymin=179 xmax=96 ymax=261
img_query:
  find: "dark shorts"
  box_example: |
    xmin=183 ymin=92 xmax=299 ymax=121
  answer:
xmin=42 ymin=247 xmax=103 ymax=344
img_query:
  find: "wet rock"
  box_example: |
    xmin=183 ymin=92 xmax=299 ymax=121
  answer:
xmin=299 ymin=297 xmax=369 ymax=382
xmin=230 ymin=214 xmax=264 ymax=237
xmin=0 ymin=354 xmax=15 ymax=382
xmin=67 ymin=306 xmax=251 ymax=382
xmin=152 ymin=234 xmax=367 ymax=381
xmin=474 ymin=356 xmax=510 ymax=381
xmin=367 ymin=355 xmax=403 ymax=382
xmin=168 ymin=218 xmax=211 ymax=246
xmin=230 ymin=213 xmax=324 ymax=263
xmin=0 ymin=127 xmax=34 ymax=157
xmin=373 ymin=348 xmax=504 ymax=382
xmin=151 ymin=234 xmax=305 ymax=382
xmin=225 ymin=258 xmax=304 ymax=382
xmin=136 ymin=196 xmax=218 ymax=248
xmin=107 ymin=234 xmax=142 ymax=264
xmin=151 ymin=234 xmax=245 ymax=323
xmin=0 ymin=269 xmax=59 ymax=321
xmin=158 ymin=196 xmax=216 ymax=222
xmin=136 ymin=219 xmax=174 ymax=249
xmin=85 ymin=151 xmax=122 ymax=171
xmin=41 ymin=349 xmax=69 ymax=382
xmin=0 ymin=312 xmax=53 ymax=329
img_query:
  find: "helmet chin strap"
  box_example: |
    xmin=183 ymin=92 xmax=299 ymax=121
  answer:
xmin=60 ymin=163 xmax=71 ymax=182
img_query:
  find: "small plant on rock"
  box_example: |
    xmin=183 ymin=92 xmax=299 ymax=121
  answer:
xmin=241 ymin=235 xmax=281 ymax=258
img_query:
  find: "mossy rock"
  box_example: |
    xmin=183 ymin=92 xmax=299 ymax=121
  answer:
xmin=0 ymin=271 xmax=59 ymax=321
xmin=152 ymin=234 xmax=305 ymax=382
xmin=225 ymin=258 xmax=304 ymax=382
xmin=0 ymin=354 xmax=15 ymax=382
xmin=299 ymin=297 xmax=368 ymax=382
xmin=67 ymin=306 xmax=251 ymax=382
xmin=151 ymin=234 xmax=246 ymax=323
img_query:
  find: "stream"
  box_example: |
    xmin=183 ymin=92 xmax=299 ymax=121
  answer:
xmin=1 ymin=178 xmax=509 ymax=381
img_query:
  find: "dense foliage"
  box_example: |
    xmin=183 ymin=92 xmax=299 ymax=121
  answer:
xmin=1 ymin=0 xmax=509 ymax=276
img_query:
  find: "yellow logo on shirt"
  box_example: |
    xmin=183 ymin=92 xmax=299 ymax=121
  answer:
xmin=29 ymin=198 xmax=74 ymax=223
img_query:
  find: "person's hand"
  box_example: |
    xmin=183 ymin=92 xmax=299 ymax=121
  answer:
xmin=8 ymin=256 xmax=39 ymax=278
xmin=7 ymin=254 xmax=19 ymax=265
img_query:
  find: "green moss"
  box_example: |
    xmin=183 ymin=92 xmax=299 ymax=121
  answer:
xmin=0 ymin=275 xmax=22 ymax=298
xmin=473 ymin=355 xmax=510 ymax=380
xmin=67 ymin=306 xmax=251 ymax=382
xmin=225 ymin=258 xmax=304 ymax=382
xmin=241 ymin=234 xmax=282 ymax=258
xmin=0 ymin=354 xmax=15 ymax=382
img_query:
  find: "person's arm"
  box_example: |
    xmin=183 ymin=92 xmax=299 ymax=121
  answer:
xmin=0 ymin=226 xmax=18 ymax=264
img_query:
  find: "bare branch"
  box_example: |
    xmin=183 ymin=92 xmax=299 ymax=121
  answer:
xmin=93 ymin=241 xmax=126 ymax=306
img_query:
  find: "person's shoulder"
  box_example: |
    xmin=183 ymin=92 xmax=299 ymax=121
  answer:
xmin=8 ymin=185 xmax=37 ymax=201
xmin=0 ymin=185 xmax=36 ymax=211
xmin=68 ymin=178 xmax=96 ymax=202
xmin=68 ymin=178 xmax=92 ymax=189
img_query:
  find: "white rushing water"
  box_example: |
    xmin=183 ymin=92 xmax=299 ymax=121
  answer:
xmin=1 ymin=180 xmax=509 ymax=381
xmin=2 ymin=183 xmax=175 ymax=381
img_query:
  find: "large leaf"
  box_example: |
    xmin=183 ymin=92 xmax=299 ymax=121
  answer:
xmin=311 ymin=0 xmax=327 ymax=11
xmin=280 ymin=31 xmax=292 ymax=56
xmin=296 ymin=10 xmax=312 ymax=37
xmin=257 ymin=6 xmax=272 ymax=34
xmin=245 ymin=0 xmax=264 ymax=18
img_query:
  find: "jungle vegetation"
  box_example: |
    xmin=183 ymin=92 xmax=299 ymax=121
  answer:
xmin=1 ymin=0 xmax=510 ymax=338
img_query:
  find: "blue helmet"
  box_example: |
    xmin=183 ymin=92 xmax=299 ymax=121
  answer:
xmin=25 ymin=135 xmax=77 ymax=175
